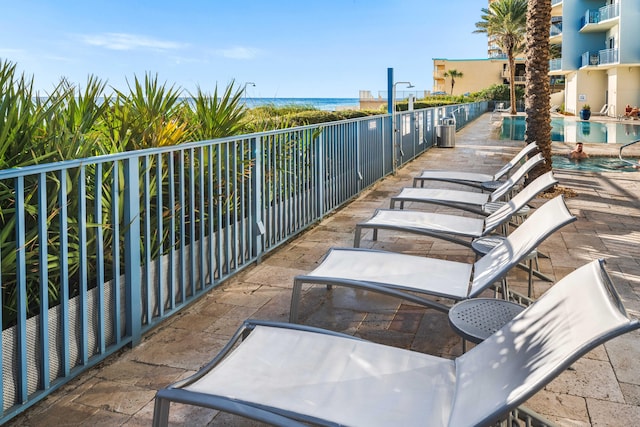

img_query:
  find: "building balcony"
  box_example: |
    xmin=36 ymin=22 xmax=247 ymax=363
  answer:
xmin=549 ymin=21 xmax=562 ymax=43
xmin=549 ymin=58 xmax=562 ymax=72
xmin=599 ymin=47 xmax=619 ymax=65
xmin=501 ymin=71 xmax=526 ymax=84
xmin=581 ymin=48 xmax=619 ymax=68
xmin=551 ymin=0 xmax=562 ymax=7
xmin=580 ymin=3 xmax=620 ymax=32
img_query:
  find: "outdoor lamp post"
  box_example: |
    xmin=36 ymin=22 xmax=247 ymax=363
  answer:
xmin=243 ymin=82 xmax=256 ymax=94
xmin=391 ymin=81 xmax=414 ymax=173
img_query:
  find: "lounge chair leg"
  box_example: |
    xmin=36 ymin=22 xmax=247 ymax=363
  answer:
xmin=528 ymin=258 xmax=534 ymax=298
xmin=289 ymin=281 xmax=303 ymax=322
xmin=354 ymin=226 xmax=362 ymax=248
xmin=372 ymin=228 xmax=378 ymax=241
xmin=152 ymin=396 xmax=170 ymax=427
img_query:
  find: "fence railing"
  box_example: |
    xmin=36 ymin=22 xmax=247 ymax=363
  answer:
xmin=0 ymin=102 xmax=487 ymax=423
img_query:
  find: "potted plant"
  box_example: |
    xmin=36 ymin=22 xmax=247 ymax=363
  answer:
xmin=580 ymin=104 xmax=591 ymax=120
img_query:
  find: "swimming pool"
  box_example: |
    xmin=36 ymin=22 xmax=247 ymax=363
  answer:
xmin=501 ymin=116 xmax=640 ymax=144
xmin=552 ymin=155 xmax=639 ymax=172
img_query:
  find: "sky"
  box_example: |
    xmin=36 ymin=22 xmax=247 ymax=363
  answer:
xmin=0 ymin=0 xmax=489 ymax=98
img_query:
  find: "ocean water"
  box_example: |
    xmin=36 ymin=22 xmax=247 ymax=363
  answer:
xmin=242 ymin=98 xmax=359 ymax=111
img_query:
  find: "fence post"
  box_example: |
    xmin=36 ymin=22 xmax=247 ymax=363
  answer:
xmin=251 ymin=136 xmax=265 ymax=261
xmin=316 ymin=131 xmax=325 ymax=218
xmin=123 ymin=158 xmax=142 ymax=346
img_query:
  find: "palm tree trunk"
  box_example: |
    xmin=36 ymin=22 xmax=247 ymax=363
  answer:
xmin=508 ymin=52 xmax=517 ymax=115
xmin=525 ymin=0 xmax=552 ymax=183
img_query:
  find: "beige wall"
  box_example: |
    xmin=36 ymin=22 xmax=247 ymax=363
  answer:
xmin=615 ymin=67 xmax=640 ymax=113
xmin=564 ymin=67 xmax=639 ymax=117
xmin=433 ymin=58 xmax=525 ymax=95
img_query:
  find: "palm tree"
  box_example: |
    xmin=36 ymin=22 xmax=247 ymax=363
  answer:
xmin=525 ymin=0 xmax=553 ymax=182
xmin=475 ymin=0 xmax=527 ymax=115
xmin=444 ymin=69 xmax=463 ymax=95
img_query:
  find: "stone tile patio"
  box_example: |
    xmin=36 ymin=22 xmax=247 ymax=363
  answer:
xmin=6 ymin=114 xmax=640 ymax=426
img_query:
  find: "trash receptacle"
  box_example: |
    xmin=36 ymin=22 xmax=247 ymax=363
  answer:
xmin=436 ymin=118 xmax=456 ymax=148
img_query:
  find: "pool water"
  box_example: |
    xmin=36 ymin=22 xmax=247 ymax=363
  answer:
xmin=501 ymin=116 xmax=640 ymax=144
xmin=552 ymin=155 xmax=639 ymax=172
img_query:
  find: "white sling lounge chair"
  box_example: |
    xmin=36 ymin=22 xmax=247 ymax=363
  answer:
xmin=291 ymin=195 xmax=575 ymax=320
xmin=390 ymin=156 xmax=550 ymax=216
xmin=152 ymin=259 xmax=639 ymax=427
xmin=354 ymin=168 xmax=556 ymax=249
xmin=413 ymin=142 xmax=539 ymax=189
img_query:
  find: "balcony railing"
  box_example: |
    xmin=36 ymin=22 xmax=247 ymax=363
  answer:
xmin=550 ymin=22 xmax=562 ymax=37
xmin=600 ymin=2 xmax=620 ymax=21
xmin=549 ymin=58 xmax=562 ymax=71
xmin=581 ymin=9 xmax=599 ymax=27
xmin=599 ymin=48 xmax=619 ymax=65
xmin=581 ymin=48 xmax=619 ymax=67
xmin=0 ymin=102 xmax=488 ymax=423
xmin=580 ymin=3 xmax=620 ymax=29
xmin=551 ymin=0 xmax=562 ymax=6
xmin=581 ymin=51 xmax=600 ymax=67
xmin=501 ymin=70 xmax=526 ymax=83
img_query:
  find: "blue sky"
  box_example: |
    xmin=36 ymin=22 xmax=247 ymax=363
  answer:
xmin=1 ymin=0 xmax=489 ymax=98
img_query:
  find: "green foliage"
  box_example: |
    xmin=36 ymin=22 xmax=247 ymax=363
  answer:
xmin=108 ymin=73 xmax=187 ymax=151
xmin=474 ymin=0 xmax=527 ymax=55
xmin=444 ymin=69 xmax=464 ymax=95
xmin=474 ymin=0 xmax=527 ymax=114
xmin=475 ymin=84 xmax=524 ymax=101
xmin=0 ymin=61 xmax=251 ymax=328
xmin=185 ymin=82 xmax=248 ymax=141
xmin=581 ymin=104 xmax=590 ymax=111
xmin=392 ymin=98 xmax=460 ymax=111
xmin=286 ymin=110 xmax=341 ymax=126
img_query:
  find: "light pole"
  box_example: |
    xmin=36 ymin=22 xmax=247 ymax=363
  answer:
xmin=242 ymin=81 xmax=256 ymax=94
xmin=242 ymin=82 xmax=256 ymax=107
xmin=391 ymin=81 xmax=414 ymax=173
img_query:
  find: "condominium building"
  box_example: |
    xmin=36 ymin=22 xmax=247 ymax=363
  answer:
xmin=432 ymin=58 xmax=526 ymax=95
xmin=549 ymin=0 xmax=640 ymax=116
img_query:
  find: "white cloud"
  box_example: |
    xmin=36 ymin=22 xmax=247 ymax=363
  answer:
xmin=77 ymin=33 xmax=187 ymax=51
xmin=215 ymin=46 xmax=260 ymax=60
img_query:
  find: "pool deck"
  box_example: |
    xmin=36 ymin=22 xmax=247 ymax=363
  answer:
xmin=6 ymin=113 xmax=640 ymax=426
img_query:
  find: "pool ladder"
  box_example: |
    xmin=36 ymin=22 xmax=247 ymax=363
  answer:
xmin=619 ymin=138 xmax=640 ymax=167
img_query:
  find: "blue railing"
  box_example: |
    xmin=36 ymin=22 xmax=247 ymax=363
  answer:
xmin=580 ymin=10 xmax=600 ymax=28
xmin=549 ymin=58 xmax=562 ymax=71
xmin=582 ymin=51 xmax=600 ymax=67
xmin=0 ymin=102 xmax=488 ymax=422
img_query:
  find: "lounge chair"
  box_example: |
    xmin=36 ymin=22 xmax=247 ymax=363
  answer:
xmin=413 ymin=142 xmax=539 ymax=189
xmin=391 ymin=155 xmax=550 ymax=216
xmin=152 ymin=259 xmax=639 ymax=427
xmin=291 ymin=195 xmax=575 ymax=320
xmin=593 ymin=104 xmax=609 ymax=116
xmin=355 ymin=167 xmax=555 ymax=249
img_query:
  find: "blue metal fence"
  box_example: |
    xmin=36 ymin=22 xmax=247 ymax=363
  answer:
xmin=0 ymin=102 xmax=487 ymax=422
